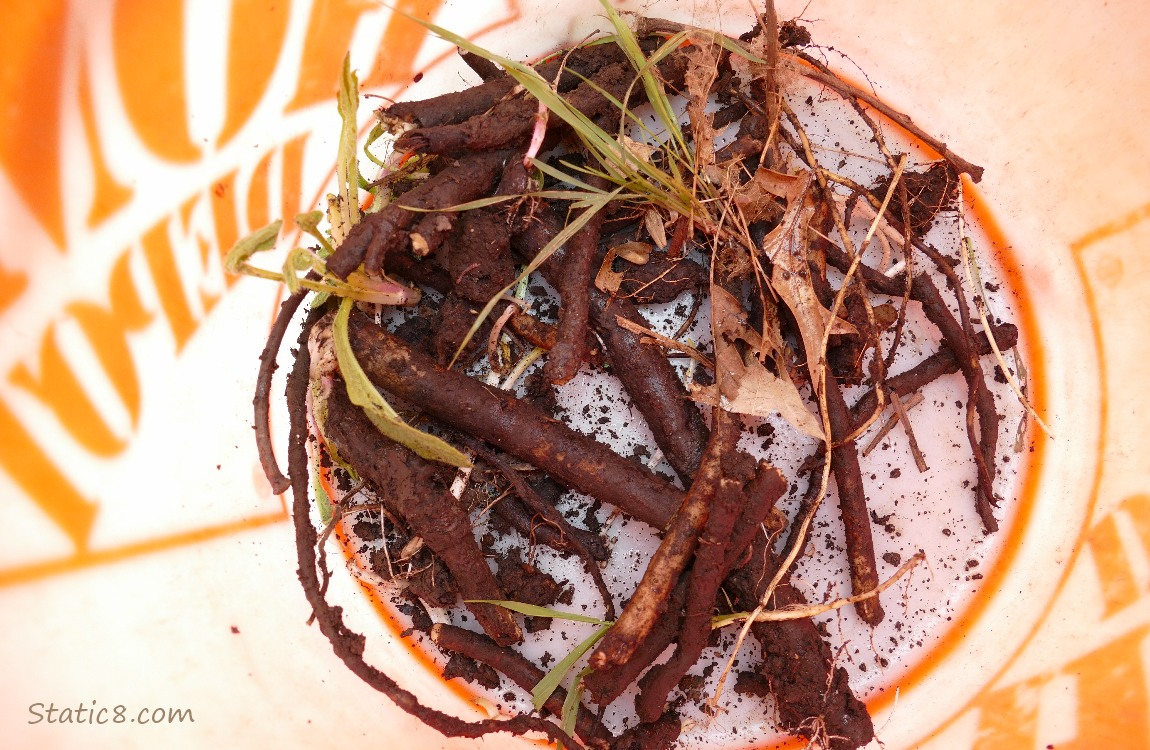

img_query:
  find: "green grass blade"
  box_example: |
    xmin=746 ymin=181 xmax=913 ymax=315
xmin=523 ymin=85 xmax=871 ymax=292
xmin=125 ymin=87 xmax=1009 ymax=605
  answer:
xmin=560 ymin=666 xmax=593 ymax=746
xmin=596 ymin=0 xmax=646 ymax=77
xmin=596 ymin=0 xmax=688 ymax=155
xmin=636 ymin=33 xmax=693 ymax=163
xmin=645 ymin=30 xmax=690 ymax=66
xmin=558 ymin=73 xmax=692 ymax=195
xmin=466 ymin=600 xmax=609 ymax=625
xmin=531 ymin=622 xmax=612 ymax=711
xmin=530 ymin=159 xmax=608 ymax=193
xmin=398 ymin=194 xmax=516 ymax=213
xmin=397 ymin=5 xmax=689 ymax=211
xmin=397 ymin=189 xmax=623 ymax=213
xmin=397 ymin=11 xmax=633 ymax=176
xmin=336 ymin=54 xmax=361 ymax=227
xmin=705 ymin=30 xmax=768 ymax=64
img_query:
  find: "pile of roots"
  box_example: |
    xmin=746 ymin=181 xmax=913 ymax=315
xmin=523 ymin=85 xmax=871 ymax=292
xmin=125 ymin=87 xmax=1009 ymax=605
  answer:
xmin=250 ymin=5 xmax=1020 ymax=749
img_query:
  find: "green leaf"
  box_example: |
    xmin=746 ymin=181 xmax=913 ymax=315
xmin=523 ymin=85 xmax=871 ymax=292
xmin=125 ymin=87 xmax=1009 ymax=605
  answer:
xmin=363 ymin=122 xmax=388 ymax=168
xmin=466 ymin=600 xmax=609 ymax=625
xmin=224 ymin=220 xmax=283 ymax=279
xmin=531 ymin=622 xmax=611 ymax=711
xmin=312 ymin=472 xmax=334 ymax=525
xmin=295 ymin=210 xmax=334 ymax=258
xmin=332 ymin=297 xmax=472 ymax=467
xmin=337 ymin=53 xmax=361 ymax=229
xmin=560 ymin=666 xmax=593 ymax=746
xmin=282 ymin=246 xmax=321 ymax=294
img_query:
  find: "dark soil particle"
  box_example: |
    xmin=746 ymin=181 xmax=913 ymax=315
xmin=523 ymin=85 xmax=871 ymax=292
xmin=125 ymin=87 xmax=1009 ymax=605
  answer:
xmin=779 ymin=19 xmax=813 ymax=47
xmin=397 ymin=596 xmax=435 ymax=637
xmin=442 ymin=653 xmax=502 ymax=690
xmin=870 ymin=161 xmax=960 ymax=237
xmin=352 ymin=513 xmax=382 ymax=542
xmin=734 ymin=671 xmax=771 ymax=698
xmin=524 ymin=617 xmax=552 ymax=634
xmin=400 ymin=557 xmax=459 ymax=609
xmin=521 ymin=370 xmax=558 ymax=414
xmin=870 ymin=510 xmax=894 ymax=525
xmin=677 ymin=674 xmax=705 ymax=702
xmin=496 ymin=549 xmax=566 ymax=607
xmin=611 ymin=712 xmax=682 ymax=750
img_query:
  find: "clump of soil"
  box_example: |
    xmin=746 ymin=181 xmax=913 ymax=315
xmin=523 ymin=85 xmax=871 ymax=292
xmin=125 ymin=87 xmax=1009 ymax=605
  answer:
xmin=870 ymin=160 xmax=961 ymax=237
xmin=247 ymin=2 xmax=1024 ymax=748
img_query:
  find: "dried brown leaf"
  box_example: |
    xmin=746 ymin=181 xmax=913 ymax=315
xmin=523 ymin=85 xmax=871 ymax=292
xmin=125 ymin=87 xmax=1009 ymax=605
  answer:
xmin=621 ymin=134 xmax=657 ymax=163
xmin=722 ymin=360 xmax=826 ymax=439
xmin=613 ymin=241 xmax=653 ymax=264
xmin=644 ymin=208 xmax=668 ymax=248
xmin=594 ymin=258 xmax=624 ymax=294
xmin=594 ymin=242 xmax=652 ymax=294
xmin=759 ymin=170 xmax=855 ymax=393
xmin=613 ymin=315 xmax=714 ymax=370
xmin=710 ymin=285 xmax=824 ymax=439
xmin=684 ymin=41 xmax=721 ymax=173
xmin=727 ymin=28 xmax=771 ymax=91
xmin=733 ymin=168 xmax=788 ymax=225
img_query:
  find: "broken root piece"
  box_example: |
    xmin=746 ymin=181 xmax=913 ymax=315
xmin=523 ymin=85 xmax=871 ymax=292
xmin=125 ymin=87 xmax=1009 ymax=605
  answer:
xmin=590 ymin=410 xmax=740 ymax=670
